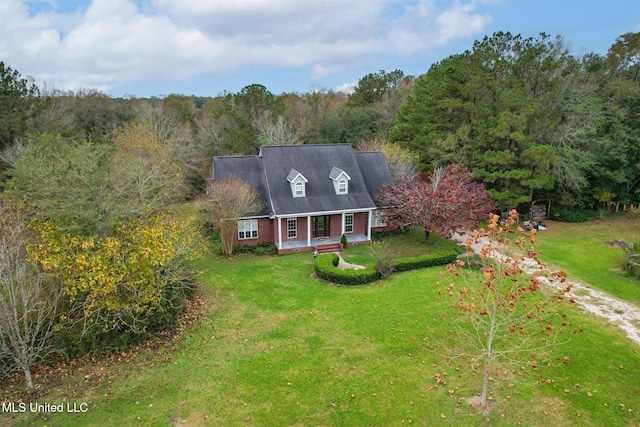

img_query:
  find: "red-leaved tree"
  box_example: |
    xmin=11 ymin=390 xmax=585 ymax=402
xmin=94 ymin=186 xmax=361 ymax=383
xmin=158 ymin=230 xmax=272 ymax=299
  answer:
xmin=376 ymin=165 xmax=496 ymax=243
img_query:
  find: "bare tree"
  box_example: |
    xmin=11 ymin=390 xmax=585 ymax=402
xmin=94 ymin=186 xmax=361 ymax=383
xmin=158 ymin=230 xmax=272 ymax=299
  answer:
xmin=431 ymin=211 xmax=576 ymax=413
xmin=203 ymin=177 xmax=263 ymax=256
xmin=0 ymin=138 xmax=25 ymax=170
xmin=0 ymin=201 xmax=61 ymax=393
xmin=254 ymin=111 xmax=300 ymax=146
xmin=356 ymin=139 xmax=417 ymax=182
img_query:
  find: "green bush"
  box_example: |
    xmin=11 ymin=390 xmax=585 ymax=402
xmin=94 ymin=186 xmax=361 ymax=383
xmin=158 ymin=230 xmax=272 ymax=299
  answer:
xmin=314 ymin=250 xmax=458 ymax=285
xmin=550 ymin=205 xmax=598 ymax=223
xmin=314 ymin=254 xmax=380 ymax=285
xmin=340 ymin=234 xmax=348 ymax=248
xmin=233 ymin=242 xmax=278 ymax=255
xmin=369 ymin=241 xmax=395 ymax=278
xmin=393 ymin=251 xmax=458 ymax=272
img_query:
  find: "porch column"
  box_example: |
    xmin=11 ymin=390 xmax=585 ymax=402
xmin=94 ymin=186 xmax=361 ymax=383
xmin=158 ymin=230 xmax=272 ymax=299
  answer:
xmin=277 ymin=217 xmax=282 ymax=250
xmin=341 ymin=212 xmax=345 ymax=236
xmin=367 ymin=210 xmax=372 ymax=240
xmin=307 ymin=215 xmax=311 ymax=247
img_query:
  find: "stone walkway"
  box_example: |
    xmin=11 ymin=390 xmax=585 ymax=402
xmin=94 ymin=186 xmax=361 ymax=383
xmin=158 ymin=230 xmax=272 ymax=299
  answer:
xmin=452 ymin=232 xmax=640 ymax=347
xmin=335 ymin=253 xmax=365 ymax=270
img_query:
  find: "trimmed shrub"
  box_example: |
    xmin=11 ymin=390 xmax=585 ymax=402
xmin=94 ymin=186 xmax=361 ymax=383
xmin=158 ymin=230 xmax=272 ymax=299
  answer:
xmin=393 ymin=251 xmax=458 ymax=272
xmin=341 ymin=234 xmax=348 ymax=248
xmin=314 ymin=254 xmax=380 ymax=285
xmin=314 ymin=250 xmax=458 ymax=285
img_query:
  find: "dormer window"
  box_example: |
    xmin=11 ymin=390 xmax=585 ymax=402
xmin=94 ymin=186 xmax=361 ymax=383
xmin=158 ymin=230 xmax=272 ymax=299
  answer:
xmin=287 ymin=168 xmax=308 ymax=198
xmin=329 ymin=167 xmax=351 ymax=195
xmin=338 ymin=179 xmax=347 ymax=194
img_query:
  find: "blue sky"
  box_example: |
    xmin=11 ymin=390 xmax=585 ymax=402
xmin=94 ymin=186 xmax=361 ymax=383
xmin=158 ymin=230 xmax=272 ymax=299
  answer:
xmin=1 ymin=0 xmax=638 ymax=98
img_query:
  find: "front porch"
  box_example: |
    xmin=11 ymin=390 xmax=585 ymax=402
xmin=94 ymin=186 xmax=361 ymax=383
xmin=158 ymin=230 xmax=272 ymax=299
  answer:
xmin=275 ymin=211 xmax=374 ymax=254
xmin=278 ymin=234 xmax=370 ymax=254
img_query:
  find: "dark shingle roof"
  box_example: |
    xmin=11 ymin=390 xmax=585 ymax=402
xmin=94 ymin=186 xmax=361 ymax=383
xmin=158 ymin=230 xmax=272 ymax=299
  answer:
xmin=212 ymin=155 xmax=272 ymax=216
xmin=211 ymin=144 xmax=394 ymax=217
xmin=354 ymin=151 xmax=395 ymax=197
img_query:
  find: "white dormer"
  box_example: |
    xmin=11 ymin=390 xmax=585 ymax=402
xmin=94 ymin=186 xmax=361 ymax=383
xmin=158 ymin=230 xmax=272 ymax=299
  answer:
xmin=287 ymin=168 xmax=308 ymax=198
xmin=329 ymin=167 xmax=351 ymax=195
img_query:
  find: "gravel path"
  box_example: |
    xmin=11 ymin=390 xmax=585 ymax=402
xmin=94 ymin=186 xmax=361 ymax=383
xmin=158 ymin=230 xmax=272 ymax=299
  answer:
xmin=452 ymin=232 xmax=640 ymax=347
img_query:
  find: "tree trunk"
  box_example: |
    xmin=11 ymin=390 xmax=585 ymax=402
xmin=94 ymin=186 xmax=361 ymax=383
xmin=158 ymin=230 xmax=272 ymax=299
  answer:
xmin=481 ymin=362 xmax=489 ymax=409
xmin=23 ymin=365 xmax=35 ymax=393
xmin=424 ymin=229 xmax=430 ymax=243
xmin=220 ymin=220 xmax=236 ymax=256
xmin=481 ymin=309 xmax=497 ymax=410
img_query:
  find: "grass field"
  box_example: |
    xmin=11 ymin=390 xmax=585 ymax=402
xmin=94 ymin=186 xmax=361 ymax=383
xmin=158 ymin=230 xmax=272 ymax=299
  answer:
xmin=3 ymin=220 xmax=640 ymax=426
xmin=535 ymin=215 xmax=640 ymax=306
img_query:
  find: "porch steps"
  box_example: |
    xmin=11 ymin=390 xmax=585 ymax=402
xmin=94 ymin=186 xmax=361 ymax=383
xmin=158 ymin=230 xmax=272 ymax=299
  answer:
xmin=316 ymin=243 xmax=343 ymax=254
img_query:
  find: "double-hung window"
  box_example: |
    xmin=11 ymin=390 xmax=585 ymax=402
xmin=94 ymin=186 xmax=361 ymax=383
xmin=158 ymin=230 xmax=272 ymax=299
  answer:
xmin=338 ymin=179 xmax=347 ymax=194
xmin=287 ymin=218 xmax=297 ymax=238
xmin=345 ymin=213 xmax=354 ymax=233
xmin=371 ymin=210 xmax=387 ymax=227
xmin=238 ymin=219 xmax=258 ymax=239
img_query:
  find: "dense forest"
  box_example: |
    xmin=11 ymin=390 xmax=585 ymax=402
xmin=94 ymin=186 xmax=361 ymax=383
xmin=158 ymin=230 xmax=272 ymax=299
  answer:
xmin=3 ymin=32 xmax=639 ymax=208
xmin=0 ymin=31 xmax=638 ymax=390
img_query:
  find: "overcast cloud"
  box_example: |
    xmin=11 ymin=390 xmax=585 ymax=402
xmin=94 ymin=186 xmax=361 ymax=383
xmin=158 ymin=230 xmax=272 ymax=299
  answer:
xmin=0 ymin=0 xmax=492 ymax=93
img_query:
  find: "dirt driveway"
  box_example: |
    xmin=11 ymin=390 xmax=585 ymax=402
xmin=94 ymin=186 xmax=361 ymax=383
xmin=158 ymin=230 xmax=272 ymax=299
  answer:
xmin=453 ymin=232 xmax=640 ymax=347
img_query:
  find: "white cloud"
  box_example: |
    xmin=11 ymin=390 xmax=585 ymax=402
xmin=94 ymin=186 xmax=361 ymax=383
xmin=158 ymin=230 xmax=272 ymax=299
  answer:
xmin=336 ymin=80 xmax=358 ymax=94
xmin=0 ymin=0 xmax=493 ymax=92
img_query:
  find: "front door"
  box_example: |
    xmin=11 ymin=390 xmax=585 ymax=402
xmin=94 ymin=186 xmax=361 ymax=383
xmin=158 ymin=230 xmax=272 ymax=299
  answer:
xmin=313 ymin=215 xmax=330 ymax=238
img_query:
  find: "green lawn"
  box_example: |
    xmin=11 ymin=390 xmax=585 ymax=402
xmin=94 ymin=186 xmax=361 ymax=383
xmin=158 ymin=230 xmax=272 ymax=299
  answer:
xmin=4 ymin=229 xmax=640 ymax=426
xmin=535 ymin=215 xmax=640 ymax=306
xmin=342 ymin=227 xmax=459 ymax=266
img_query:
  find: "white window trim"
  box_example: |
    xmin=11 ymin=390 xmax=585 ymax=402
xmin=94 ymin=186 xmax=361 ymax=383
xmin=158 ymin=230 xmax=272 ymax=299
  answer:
xmin=330 ymin=168 xmax=351 ymax=195
xmin=345 ymin=212 xmax=354 ymax=233
xmin=338 ymin=179 xmax=347 ymax=194
xmin=287 ymin=218 xmax=297 ymax=238
xmin=371 ymin=210 xmax=387 ymax=227
xmin=238 ymin=219 xmax=258 ymax=240
xmin=288 ymin=169 xmax=308 ymax=198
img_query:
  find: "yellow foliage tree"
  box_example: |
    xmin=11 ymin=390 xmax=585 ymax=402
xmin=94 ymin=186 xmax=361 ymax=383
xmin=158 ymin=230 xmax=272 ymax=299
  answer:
xmin=27 ymin=212 xmax=201 ymax=334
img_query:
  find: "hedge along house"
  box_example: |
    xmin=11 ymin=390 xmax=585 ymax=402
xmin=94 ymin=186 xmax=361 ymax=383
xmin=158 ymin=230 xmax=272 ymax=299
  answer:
xmin=210 ymin=144 xmax=395 ymax=254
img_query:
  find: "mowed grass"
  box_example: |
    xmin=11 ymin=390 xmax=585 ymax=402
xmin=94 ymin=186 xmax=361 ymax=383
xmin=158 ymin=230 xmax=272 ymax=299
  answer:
xmin=534 ymin=215 xmax=640 ymax=305
xmin=5 ymin=227 xmax=640 ymax=426
xmin=341 ymin=227 xmax=459 ymax=266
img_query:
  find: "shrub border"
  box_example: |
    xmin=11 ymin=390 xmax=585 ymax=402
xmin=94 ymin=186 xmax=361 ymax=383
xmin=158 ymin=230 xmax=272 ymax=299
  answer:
xmin=314 ymin=250 xmax=458 ymax=285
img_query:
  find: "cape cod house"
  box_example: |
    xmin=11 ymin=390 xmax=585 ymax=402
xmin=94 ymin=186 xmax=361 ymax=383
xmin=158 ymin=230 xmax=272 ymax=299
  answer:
xmin=210 ymin=144 xmax=395 ymax=254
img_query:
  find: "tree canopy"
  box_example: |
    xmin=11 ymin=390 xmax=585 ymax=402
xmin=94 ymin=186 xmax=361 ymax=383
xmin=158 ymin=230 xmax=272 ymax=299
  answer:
xmin=0 ymin=62 xmax=42 ymax=151
xmin=389 ymin=31 xmax=640 ymax=207
xmin=376 ymin=165 xmax=495 ymax=243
